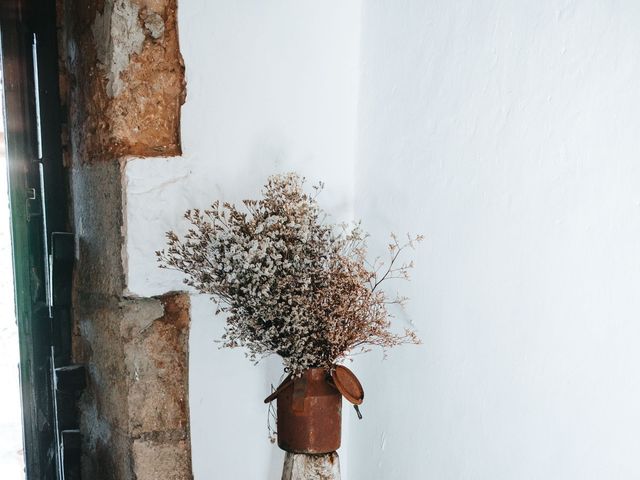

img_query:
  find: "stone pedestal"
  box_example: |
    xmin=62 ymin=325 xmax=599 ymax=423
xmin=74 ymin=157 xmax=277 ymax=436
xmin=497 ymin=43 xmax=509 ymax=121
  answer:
xmin=282 ymin=452 xmax=340 ymax=480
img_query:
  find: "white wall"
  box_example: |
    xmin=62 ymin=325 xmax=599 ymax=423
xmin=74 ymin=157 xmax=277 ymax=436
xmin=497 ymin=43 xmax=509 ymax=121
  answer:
xmin=124 ymin=1 xmax=361 ymax=478
xmin=125 ymin=1 xmax=640 ymax=479
xmin=351 ymin=1 xmax=640 ymax=479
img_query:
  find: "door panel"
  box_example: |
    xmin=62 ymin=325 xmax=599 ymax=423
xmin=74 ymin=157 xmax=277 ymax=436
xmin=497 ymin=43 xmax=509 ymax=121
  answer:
xmin=0 ymin=1 xmax=75 ymax=478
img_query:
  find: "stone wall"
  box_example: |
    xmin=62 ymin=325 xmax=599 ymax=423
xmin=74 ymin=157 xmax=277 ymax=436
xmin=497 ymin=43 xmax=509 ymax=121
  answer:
xmin=57 ymin=1 xmax=191 ymax=478
xmin=61 ymin=0 xmax=185 ymax=164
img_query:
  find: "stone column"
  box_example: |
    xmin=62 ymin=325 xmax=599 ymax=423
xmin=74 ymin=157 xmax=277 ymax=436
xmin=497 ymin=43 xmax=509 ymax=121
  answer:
xmin=57 ymin=0 xmax=190 ymax=478
xmin=282 ymin=452 xmax=341 ymax=480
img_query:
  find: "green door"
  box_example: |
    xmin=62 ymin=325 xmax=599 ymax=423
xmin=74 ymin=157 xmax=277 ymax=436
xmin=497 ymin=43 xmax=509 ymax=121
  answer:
xmin=0 ymin=0 xmax=76 ymax=478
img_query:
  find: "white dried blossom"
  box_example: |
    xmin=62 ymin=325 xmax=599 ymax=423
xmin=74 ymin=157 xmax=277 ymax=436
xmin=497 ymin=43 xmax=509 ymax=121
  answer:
xmin=157 ymin=173 xmax=421 ymax=376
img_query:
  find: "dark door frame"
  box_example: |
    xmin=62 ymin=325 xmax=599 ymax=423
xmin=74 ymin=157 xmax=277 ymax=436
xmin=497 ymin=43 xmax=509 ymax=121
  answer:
xmin=0 ymin=1 xmax=73 ymax=478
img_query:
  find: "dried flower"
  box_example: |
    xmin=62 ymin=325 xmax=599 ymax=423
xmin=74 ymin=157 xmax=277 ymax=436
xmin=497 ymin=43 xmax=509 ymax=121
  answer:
xmin=157 ymin=173 xmax=420 ymax=376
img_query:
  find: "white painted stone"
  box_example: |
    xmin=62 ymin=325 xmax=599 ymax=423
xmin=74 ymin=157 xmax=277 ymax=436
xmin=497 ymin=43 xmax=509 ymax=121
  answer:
xmin=282 ymin=452 xmax=340 ymax=480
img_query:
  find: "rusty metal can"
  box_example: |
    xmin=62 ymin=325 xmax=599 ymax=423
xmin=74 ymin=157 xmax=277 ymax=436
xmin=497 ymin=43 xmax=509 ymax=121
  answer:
xmin=273 ymin=368 xmax=342 ymax=454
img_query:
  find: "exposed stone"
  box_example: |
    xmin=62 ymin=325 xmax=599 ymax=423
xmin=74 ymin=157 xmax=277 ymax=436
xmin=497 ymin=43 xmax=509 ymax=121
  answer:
xmin=143 ymin=10 xmax=165 ymax=40
xmin=70 ymin=161 xmax=126 ymax=298
xmin=126 ymin=294 xmax=190 ymax=436
xmin=58 ymin=1 xmax=191 ymax=477
xmin=132 ymin=438 xmax=192 ymax=480
xmin=61 ymin=0 xmax=185 ymax=163
xmin=92 ymin=0 xmax=146 ymax=98
xmin=75 ymin=296 xmax=146 ymax=479
xmin=75 ymin=291 xmax=192 ymax=479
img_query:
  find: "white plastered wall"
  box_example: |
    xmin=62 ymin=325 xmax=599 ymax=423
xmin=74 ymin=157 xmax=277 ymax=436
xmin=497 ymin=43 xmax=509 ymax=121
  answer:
xmin=350 ymin=1 xmax=640 ymax=479
xmin=125 ymin=1 xmax=640 ymax=479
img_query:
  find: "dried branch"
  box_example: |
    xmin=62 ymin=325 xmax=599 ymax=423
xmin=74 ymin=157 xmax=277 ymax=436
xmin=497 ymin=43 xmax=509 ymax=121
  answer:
xmin=157 ymin=172 xmax=421 ymax=376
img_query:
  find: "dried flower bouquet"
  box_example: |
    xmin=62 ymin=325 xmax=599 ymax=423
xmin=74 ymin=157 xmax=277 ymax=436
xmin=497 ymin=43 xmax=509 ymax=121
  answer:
xmin=157 ymin=173 xmax=420 ymax=376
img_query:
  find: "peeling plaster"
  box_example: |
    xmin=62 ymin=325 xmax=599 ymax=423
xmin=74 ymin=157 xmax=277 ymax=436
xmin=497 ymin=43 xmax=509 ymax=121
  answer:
xmin=65 ymin=0 xmax=184 ymax=161
xmin=92 ymin=0 xmax=146 ymax=97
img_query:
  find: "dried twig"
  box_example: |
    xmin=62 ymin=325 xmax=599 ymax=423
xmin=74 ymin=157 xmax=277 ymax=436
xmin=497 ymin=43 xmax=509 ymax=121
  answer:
xmin=157 ymin=173 xmax=421 ymax=376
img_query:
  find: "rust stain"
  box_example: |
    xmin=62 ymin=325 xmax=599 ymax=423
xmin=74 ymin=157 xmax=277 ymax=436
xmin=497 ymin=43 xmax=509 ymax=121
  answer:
xmin=270 ymin=368 xmax=342 ymax=454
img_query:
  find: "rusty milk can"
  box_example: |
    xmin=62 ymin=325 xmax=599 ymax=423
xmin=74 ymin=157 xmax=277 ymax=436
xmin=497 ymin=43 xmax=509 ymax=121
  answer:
xmin=264 ymin=365 xmax=364 ymax=454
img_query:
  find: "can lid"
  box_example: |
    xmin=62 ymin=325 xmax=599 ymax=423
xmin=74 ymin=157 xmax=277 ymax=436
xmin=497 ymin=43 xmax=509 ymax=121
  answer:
xmin=331 ymin=365 xmax=364 ymax=405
